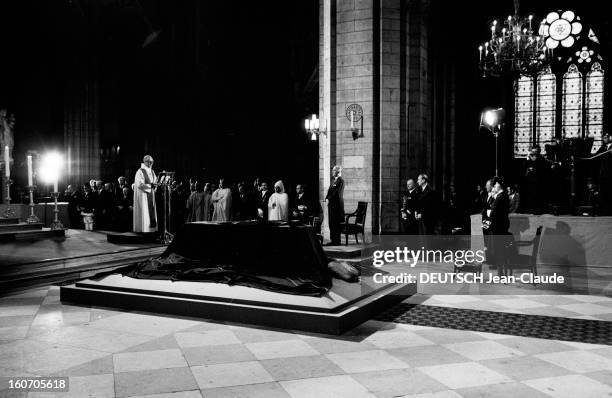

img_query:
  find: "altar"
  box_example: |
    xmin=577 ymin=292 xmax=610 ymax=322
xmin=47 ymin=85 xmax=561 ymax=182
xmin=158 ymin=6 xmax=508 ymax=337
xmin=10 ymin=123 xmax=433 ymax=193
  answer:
xmin=0 ymin=203 xmax=70 ymax=228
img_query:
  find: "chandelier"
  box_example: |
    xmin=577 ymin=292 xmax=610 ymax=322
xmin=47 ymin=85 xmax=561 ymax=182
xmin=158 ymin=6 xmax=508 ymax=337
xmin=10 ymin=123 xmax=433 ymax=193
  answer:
xmin=478 ymin=2 xmax=548 ymax=77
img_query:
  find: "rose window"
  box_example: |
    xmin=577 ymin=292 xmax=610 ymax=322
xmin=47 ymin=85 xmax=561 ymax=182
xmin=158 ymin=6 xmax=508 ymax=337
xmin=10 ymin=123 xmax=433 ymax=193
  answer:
xmin=540 ymin=10 xmax=582 ymax=49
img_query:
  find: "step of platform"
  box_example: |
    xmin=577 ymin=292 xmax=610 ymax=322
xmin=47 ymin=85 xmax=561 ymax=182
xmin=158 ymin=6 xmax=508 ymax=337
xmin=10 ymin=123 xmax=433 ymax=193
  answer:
xmin=0 ymin=217 xmax=20 ymax=225
xmin=0 ymin=227 xmax=63 ymax=242
xmin=323 ymin=243 xmax=378 ymax=259
xmin=0 ymin=222 xmax=43 ymax=233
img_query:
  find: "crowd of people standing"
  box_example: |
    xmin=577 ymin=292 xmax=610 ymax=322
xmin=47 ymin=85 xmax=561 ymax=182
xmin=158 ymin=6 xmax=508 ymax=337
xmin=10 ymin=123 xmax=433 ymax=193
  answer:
xmin=183 ymin=178 xmax=321 ymax=226
xmin=63 ymin=177 xmax=133 ymax=231
xmin=62 ymin=172 xmax=322 ymax=234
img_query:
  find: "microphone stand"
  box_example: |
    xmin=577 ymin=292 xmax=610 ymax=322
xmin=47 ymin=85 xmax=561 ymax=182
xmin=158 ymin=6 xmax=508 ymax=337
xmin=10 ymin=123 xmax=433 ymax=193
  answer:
xmin=159 ymin=171 xmax=175 ymax=245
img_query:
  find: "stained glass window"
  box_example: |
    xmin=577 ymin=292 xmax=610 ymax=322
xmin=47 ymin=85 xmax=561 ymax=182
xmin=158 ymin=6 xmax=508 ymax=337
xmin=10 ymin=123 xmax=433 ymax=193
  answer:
xmin=562 ymin=64 xmax=583 ymax=138
xmin=514 ymin=75 xmax=534 ymax=157
xmin=536 ymin=67 xmax=556 ymax=152
xmin=586 ymin=62 xmax=605 ymax=153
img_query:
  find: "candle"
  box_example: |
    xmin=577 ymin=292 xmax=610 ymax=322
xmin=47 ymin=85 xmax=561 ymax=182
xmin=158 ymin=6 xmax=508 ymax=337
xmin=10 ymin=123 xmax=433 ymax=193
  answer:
xmin=53 ymin=178 xmax=58 ymax=193
xmin=478 ymin=45 xmax=483 ymax=62
xmin=529 ymin=15 xmax=533 ymax=31
xmin=27 ymin=155 xmax=33 ymax=186
xmin=350 ymin=111 xmax=355 ymax=129
xmin=4 ymin=146 xmax=9 ymax=177
xmin=305 ymin=119 xmax=310 ymax=130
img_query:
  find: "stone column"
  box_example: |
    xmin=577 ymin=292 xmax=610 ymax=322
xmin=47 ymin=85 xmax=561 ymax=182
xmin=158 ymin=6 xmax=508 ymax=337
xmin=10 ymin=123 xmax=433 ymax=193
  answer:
xmin=319 ymin=0 xmax=453 ymax=238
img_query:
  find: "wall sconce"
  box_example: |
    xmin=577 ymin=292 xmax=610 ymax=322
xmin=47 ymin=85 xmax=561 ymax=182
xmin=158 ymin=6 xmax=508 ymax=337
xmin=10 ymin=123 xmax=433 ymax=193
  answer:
xmin=346 ymin=103 xmax=363 ymax=140
xmin=304 ymin=114 xmax=327 ymax=141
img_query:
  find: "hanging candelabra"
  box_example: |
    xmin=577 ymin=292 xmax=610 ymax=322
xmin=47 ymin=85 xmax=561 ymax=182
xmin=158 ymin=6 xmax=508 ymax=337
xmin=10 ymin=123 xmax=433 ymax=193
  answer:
xmin=478 ymin=1 xmax=548 ymax=77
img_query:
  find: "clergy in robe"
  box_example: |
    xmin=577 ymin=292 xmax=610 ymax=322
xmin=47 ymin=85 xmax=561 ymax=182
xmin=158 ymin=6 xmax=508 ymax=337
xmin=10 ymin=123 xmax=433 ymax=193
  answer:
xmin=186 ymin=181 xmax=211 ymax=222
xmin=268 ymin=180 xmax=289 ymax=221
xmin=211 ymin=178 xmax=232 ymax=221
xmin=133 ymin=155 xmax=158 ymax=233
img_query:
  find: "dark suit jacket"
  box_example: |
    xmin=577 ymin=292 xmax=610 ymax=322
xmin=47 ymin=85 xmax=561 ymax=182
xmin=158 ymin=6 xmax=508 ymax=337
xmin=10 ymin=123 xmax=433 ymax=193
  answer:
xmin=325 ymin=177 xmax=345 ymax=221
xmin=257 ymin=190 xmax=273 ymax=219
xmin=292 ymin=192 xmax=319 ymax=221
xmin=401 ymin=188 xmax=420 ymax=229
xmin=489 ymin=192 xmax=510 ymax=234
xmin=114 ymin=184 xmax=130 ymax=201
xmin=416 ymin=185 xmax=439 ymax=234
xmin=417 ymin=185 xmax=437 ymax=218
xmin=482 ymin=193 xmax=494 ymax=222
xmin=234 ymin=192 xmax=257 ymax=220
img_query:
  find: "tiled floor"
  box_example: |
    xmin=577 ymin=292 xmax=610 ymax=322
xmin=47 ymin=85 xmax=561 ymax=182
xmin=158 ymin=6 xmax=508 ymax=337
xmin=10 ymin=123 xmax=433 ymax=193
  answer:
xmin=1 ymin=287 xmax=611 ymax=397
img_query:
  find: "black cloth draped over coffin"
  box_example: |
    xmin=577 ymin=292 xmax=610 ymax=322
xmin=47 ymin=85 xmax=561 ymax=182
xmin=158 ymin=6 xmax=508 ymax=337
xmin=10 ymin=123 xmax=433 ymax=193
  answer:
xmin=125 ymin=221 xmax=333 ymax=296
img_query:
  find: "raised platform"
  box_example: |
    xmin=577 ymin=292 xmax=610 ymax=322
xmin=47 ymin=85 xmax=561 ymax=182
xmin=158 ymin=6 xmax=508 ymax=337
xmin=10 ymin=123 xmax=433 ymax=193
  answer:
xmin=61 ymin=264 xmax=414 ymax=335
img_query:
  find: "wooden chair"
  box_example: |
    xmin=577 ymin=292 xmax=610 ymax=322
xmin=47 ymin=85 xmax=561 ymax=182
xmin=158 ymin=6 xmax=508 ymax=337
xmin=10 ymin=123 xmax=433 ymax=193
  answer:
xmin=453 ymin=254 xmax=483 ymax=274
xmin=340 ymin=202 xmax=368 ymax=245
xmin=310 ymin=216 xmax=323 ymax=245
xmin=506 ymin=226 xmax=542 ymax=284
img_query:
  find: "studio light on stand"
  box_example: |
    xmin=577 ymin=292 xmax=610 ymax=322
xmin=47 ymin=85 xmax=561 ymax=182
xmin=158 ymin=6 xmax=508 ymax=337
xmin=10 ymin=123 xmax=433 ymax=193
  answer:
xmin=480 ymin=108 xmax=506 ymax=177
xmin=304 ymin=114 xmax=327 ymax=141
xmin=39 ymin=151 xmax=64 ymax=230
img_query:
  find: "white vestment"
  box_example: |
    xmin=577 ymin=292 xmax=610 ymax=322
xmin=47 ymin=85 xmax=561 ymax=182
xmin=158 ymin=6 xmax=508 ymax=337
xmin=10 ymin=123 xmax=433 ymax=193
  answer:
xmin=211 ymin=187 xmax=232 ymax=221
xmin=133 ymin=164 xmax=158 ymax=233
xmin=268 ymin=181 xmax=289 ymax=221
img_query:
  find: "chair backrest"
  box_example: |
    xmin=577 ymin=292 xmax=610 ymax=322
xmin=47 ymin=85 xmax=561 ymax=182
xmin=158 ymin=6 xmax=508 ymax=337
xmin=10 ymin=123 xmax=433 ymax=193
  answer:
xmin=531 ymin=226 xmax=543 ymax=265
xmin=355 ymin=202 xmax=368 ymax=225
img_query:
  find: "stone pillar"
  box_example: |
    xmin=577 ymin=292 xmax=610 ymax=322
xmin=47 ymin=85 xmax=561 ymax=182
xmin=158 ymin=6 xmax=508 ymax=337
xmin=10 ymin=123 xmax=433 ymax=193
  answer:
xmin=319 ymin=0 xmax=405 ymax=238
xmin=319 ymin=0 xmax=453 ymax=237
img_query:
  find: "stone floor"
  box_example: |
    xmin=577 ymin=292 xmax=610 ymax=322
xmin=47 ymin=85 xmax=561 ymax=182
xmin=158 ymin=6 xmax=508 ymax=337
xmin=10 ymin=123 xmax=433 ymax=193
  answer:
xmin=1 ymin=287 xmax=612 ymax=397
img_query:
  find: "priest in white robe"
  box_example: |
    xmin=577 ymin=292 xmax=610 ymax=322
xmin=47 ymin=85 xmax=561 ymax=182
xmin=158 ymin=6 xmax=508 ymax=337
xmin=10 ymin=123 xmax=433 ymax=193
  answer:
xmin=133 ymin=155 xmax=158 ymax=233
xmin=268 ymin=180 xmax=289 ymax=221
xmin=211 ymin=178 xmax=232 ymax=221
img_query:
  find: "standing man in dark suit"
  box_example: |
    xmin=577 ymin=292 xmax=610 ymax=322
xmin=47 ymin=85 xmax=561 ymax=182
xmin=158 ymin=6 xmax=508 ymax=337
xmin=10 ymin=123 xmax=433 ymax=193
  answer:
xmin=523 ymin=146 xmax=550 ymax=214
xmin=487 ymin=177 xmax=511 ymax=276
xmin=65 ymin=184 xmax=82 ymax=228
xmin=326 ymin=165 xmax=345 ymax=245
xmin=415 ymin=174 xmax=437 ymax=235
xmin=234 ymin=182 xmax=257 ymax=220
xmin=400 ymin=179 xmax=420 ymax=235
xmin=481 ymin=179 xmax=494 ymax=265
xmin=257 ymin=181 xmax=273 ymax=220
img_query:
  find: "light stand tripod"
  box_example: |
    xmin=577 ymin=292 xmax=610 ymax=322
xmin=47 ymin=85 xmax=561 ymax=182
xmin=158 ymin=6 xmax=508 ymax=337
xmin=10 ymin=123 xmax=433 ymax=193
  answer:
xmin=158 ymin=171 xmax=175 ymax=245
xmin=480 ymin=108 xmax=506 ymax=177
